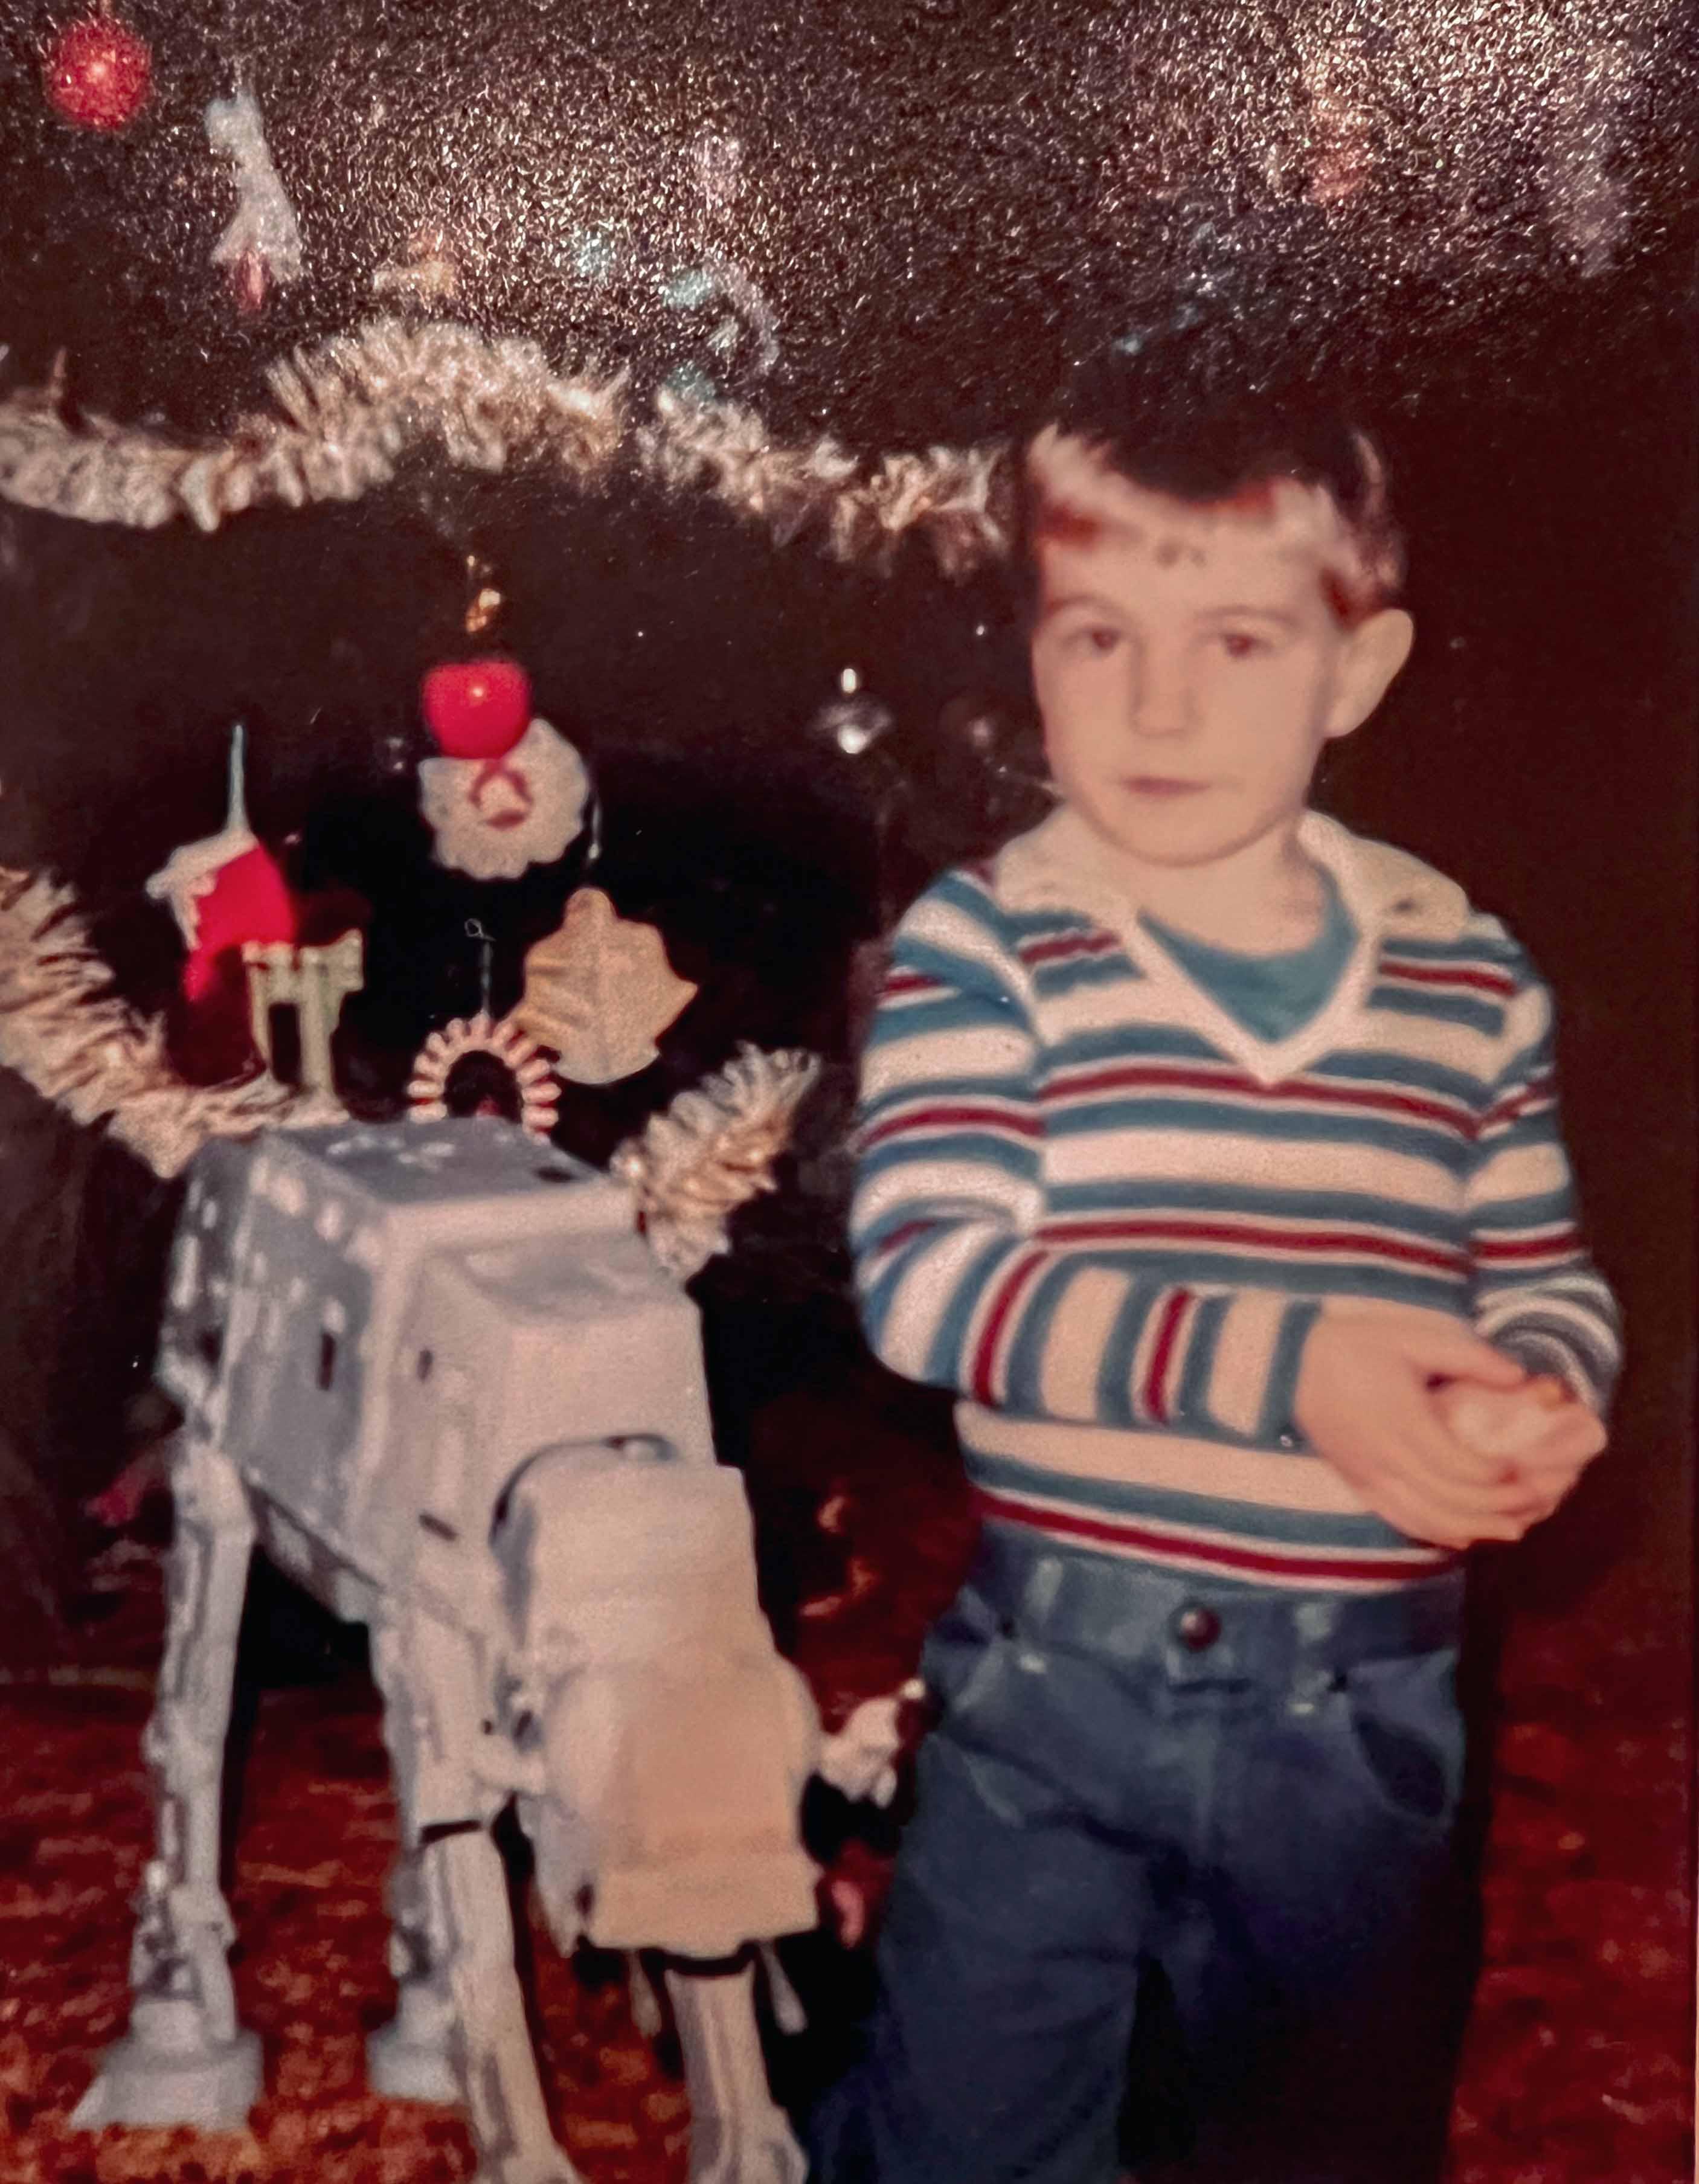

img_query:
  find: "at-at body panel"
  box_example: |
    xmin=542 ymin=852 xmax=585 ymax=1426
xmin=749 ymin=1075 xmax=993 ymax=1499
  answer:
xmin=155 ymin=1120 xmax=709 ymax=1613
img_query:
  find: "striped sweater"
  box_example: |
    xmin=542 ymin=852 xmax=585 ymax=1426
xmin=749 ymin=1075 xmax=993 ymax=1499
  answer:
xmin=852 ymin=805 xmax=1620 ymax=1593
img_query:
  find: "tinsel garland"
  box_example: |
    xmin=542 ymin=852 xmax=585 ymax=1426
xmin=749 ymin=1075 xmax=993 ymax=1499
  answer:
xmin=0 ymin=318 xmax=1009 ymax=573
xmin=612 ymin=1042 xmax=822 ymax=1279
xmin=0 ymin=866 xmax=343 ymax=1179
xmin=639 ymin=391 xmax=1007 ymax=578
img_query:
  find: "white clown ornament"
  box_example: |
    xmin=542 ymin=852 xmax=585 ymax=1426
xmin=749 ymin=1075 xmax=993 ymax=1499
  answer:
xmin=417 ymin=657 xmax=591 ymax=882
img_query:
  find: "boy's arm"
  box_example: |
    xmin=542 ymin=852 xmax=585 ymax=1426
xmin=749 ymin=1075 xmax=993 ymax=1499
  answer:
xmin=850 ymin=879 xmax=1320 ymax=1445
xmin=1466 ymin=958 xmax=1621 ymax=1413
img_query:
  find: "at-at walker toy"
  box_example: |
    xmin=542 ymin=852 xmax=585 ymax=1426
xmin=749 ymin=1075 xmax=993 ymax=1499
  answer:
xmin=75 ymin=1116 xmax=896 ymax=2183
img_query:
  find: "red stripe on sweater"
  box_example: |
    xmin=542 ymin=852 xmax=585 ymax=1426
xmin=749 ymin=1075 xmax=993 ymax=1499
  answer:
xmin=858 ymin=1102 xmax=1046 ymax=1151
xmin=969 ymin=1250 xmax=1045 ymax=1405
xmin=1020 ymin=930 xmax=1122 ymax=968
xmin=1040 ymin=1215 xmax=1469 ymax=1277
xmin=974 ymin=1489 xmax=1457 ymax=1586
xmin=862 ymin=1218 xmax=936 ymax=1270
xmin=1039 ymin=1063 xmax=1473 ymax=1135
xmin=1378 ymin=959 xmax=1517 ymax=998
xmin=1140 ymin=1288 xmax=1192 ymax=1425
xmin=1473 ymin=1230 xmax=1584 ymax=1264
xmin=1479 ymin=1075 xmax=1558 ymax=1132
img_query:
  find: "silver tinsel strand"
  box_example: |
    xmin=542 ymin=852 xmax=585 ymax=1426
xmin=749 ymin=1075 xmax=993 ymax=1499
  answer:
xmin=0 ymin=318 xmax=1009 ymax=573
xmin=0 ymin=865 xmax=344 ymax=1179
xmin=611 ymin=1042 xmax=822 ymax=1279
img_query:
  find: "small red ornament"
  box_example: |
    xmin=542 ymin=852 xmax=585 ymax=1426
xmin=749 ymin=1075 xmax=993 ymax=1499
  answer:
xmin=422 ymin=658 xmax=532 ymax=760
xmin=44 ymin=10 xmax=152 ymax=133
xmin=145 ymin=725 xmax=300 ymax=1080
xmin=182 ymin=842 xmax=296 ymax=1005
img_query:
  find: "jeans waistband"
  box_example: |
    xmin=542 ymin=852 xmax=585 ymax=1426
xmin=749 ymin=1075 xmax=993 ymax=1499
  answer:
xmin=966 ymin=1524 xmax=1465 ymax=1681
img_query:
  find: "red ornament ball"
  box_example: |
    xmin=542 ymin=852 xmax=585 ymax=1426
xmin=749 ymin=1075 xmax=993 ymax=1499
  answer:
xmin=422 ymin=657 xmax=533 ymax=760
xmin=44 ymin=13 xmax=152 ymax=133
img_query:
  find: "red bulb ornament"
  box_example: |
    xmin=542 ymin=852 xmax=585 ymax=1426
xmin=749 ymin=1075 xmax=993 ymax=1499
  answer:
xmin=44 ymin=10 xmax=152 ymax=132
xmin=422 ymin=658 xmax=532 ymax=760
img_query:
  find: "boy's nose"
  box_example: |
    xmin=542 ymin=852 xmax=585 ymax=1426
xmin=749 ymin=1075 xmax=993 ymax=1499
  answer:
xmin=1132 ymin=667 xmax=1194 ymax=738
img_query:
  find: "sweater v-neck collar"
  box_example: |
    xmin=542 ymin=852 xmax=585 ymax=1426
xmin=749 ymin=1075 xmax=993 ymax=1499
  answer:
xmin=993 ymin=804 xmax=1472 ymax=1088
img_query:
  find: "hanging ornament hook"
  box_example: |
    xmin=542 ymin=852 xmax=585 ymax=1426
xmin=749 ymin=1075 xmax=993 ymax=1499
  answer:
xmin=465 ymin=919 xmax=495 ymax=1017
xmin=225 ymin=719 xmax=249 ymax=833
xmin=464 ymin=552 xmax=503 ymax=637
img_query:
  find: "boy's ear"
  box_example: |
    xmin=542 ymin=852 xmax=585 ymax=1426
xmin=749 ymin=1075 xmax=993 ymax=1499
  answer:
xmin=1325 ymin=608 xmax=1415 ymax=740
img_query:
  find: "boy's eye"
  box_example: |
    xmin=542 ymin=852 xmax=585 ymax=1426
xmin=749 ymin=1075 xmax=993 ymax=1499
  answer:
xmin=1067 ymin=625 xmax=1122 ymax=657
xmin=1219 ymin=630 xmax=1270 ymax=660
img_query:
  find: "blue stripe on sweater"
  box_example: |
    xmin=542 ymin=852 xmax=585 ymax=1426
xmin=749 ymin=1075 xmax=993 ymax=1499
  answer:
xmin=1043 ymin=1096 xmax=1473 ymax=1169
xmin=859 ymin=1070 xmax=1032 ymax=1117
xmin=1260 ymin=1297 xmax=1322 ymax=1444
xmin=1001 ymin=1258 xmax=1076 ymax=1413
xmin=864 ymin=992 xmax=1020 ymax=1047
xmin=1044 ymin=1180 xmax=1471 ymax=1242
xmin=921 ymin=1232 xmax=1018 ymax=1386
xmin=1095 ymin=1282 xmax=1151 ymax=1428
xmin=1467 ymin=1187 xmax=1578 ymax=1234
xmin=1039 ymin=1024 xmax=1227 ymax=1070
xmin=1035 ymin=1033 xmax=1494 ymax=1107
xmin=1367 ymin=986 xmax=1505 ymax=1036
xmin=1175 ymin=1292 xmax=1229 ymax=1428
xmin=1312 ymin=1049 xmax=1492 ymax=1102
xmin=1030 ymin=956 xmax=1143 ymax=1000
xmin=858 ymin=1129 xmax=1038 ymax=1184
xmin=961 ymin=1448 xmax=1411 ymax=1550
xmin=856 ymin=1227 xmax=933 ymax=1350
xmin=1369 ymin=933 xmax=1518 ymax=966
xmin=1479 ymin=1116 xmax=1564 ymax=1162
xmin=1043 ymin=1251 xmax=1461 ymax=1311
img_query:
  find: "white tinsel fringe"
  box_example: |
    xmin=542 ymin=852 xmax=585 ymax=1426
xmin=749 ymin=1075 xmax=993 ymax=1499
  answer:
xmin=612 ymin=1042 xmax=821 ymax=1280
xmin=0 ymin=318 xmax=1009 ymax=573
xmin=0 ymin=866 xmax=342 ymax=1180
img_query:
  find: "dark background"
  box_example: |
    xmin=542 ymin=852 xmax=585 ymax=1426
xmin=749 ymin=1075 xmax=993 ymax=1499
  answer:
xmin=0 ymin=0 xmax=1691 ymax=1630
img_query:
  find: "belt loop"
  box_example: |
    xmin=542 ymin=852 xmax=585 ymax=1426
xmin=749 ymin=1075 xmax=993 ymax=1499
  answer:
xmin=1294 ymin=1596 xmax=1338 ymax=1660
xmin=1287 ymin=1593 xmax=1339 ymax=1712
xmin=1024 ymin=1554 xmax=1065 ymax=1628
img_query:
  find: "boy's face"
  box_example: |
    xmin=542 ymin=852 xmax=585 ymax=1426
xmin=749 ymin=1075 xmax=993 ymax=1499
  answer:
xmin=1027 ymin=430 xmax=1412 ymax=876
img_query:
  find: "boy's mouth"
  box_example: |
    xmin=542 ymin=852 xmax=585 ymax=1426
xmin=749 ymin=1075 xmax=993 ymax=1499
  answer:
xmin=1122 ymin=776 xmax=1207 ymax=797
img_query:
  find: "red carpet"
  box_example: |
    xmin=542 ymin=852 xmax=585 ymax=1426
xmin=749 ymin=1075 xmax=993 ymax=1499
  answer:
xmin=0 ymin=1388 xmax=1689 ymax=2184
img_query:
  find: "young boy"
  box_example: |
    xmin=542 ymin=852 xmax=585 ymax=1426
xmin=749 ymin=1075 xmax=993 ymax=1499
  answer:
xmin=809 ymin=350 xmax=1619 ymax=2184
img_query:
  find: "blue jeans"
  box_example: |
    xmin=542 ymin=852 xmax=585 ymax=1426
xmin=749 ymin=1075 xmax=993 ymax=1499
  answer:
xmin=809 ymin=1529 xmax=1471 ymax=2184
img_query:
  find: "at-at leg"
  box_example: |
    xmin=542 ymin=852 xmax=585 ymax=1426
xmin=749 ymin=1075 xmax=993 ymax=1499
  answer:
xmin=367 ymin=1825 xmax=460 ymax=2106
xmin=367 ymin=1614 xmax=461 ymax=2107
xmin=665 ymin=1958 xmax=808 ymax=2184
xmin=73 ymin=1439 xmax=261 ymax=2129
xmin=369 ymin=1609 xmax=585 ymax=2184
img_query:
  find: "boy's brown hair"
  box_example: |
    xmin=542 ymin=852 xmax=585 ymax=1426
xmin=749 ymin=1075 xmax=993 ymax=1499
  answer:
xmin=1015 ymin=338 xmax=1405 ymax=628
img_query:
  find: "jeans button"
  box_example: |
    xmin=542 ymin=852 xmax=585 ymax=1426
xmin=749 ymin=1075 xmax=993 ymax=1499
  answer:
xmin=1174 ymin=1603 xmax=1221 ymax=1652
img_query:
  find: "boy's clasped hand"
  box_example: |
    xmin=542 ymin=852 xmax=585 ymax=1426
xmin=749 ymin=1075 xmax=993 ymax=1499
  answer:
xmin=1295 ymin=1303 xmax=1608 ymax=1550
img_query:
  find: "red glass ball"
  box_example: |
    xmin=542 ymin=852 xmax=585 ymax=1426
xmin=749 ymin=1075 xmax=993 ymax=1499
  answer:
xmin=422 ymin=657 xmax=533 ymax=760
xmin=44 ymin=14 xmax=152 ymax=133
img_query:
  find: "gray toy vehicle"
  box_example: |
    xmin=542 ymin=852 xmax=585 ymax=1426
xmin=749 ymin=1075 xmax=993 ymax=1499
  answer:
xmin=74 ymin=1118 xmax=832 ymax=2184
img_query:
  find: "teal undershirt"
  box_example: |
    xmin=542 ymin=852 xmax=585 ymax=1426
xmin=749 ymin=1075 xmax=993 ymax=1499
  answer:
xmin=1140 ymin=867 xmax=1358 ymax=1042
